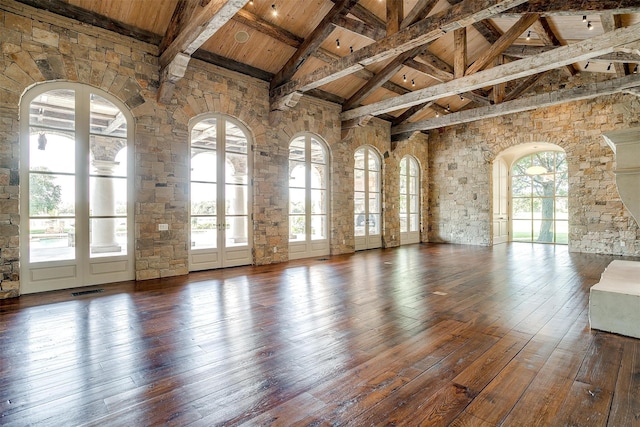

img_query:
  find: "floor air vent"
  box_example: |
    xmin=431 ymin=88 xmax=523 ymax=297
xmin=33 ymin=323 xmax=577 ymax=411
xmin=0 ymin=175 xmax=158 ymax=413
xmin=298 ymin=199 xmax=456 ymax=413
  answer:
xmin=71 ymin=289 xmax=105 ymax=297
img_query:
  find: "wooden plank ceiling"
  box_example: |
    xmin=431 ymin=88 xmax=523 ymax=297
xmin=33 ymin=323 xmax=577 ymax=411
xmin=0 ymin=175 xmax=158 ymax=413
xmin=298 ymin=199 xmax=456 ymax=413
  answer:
xmin=17 ymin=0 xmax=640 ymax=137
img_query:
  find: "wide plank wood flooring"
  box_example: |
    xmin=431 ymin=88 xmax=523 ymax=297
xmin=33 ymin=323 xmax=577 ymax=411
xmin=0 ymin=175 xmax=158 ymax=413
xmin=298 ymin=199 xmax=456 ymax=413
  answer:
xmin=1 ymin=243 xmax=640 ymax=426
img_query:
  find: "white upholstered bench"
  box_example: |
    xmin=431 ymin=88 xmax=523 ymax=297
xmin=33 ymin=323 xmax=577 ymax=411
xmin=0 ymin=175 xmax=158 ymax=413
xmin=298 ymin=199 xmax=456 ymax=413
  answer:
xmin=589 ymin=260 xmax=640 ymax=339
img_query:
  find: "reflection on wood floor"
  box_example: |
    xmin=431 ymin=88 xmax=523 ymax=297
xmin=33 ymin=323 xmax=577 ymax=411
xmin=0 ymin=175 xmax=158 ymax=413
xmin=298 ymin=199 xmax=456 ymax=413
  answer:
xmin=1 ymin=243 xmax=639 ymax=426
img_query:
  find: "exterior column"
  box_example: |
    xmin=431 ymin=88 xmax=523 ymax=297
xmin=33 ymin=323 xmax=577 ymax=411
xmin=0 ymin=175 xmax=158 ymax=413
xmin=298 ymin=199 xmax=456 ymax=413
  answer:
xmin=90 ymin=160 xmax=121 ymax=253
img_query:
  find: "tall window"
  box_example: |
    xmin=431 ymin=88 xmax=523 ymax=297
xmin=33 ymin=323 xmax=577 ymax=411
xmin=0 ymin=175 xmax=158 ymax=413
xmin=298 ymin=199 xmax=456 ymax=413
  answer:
xmin=189 ymin=115 xmax=252 ymax=270
xmin=21 ymin=83 xmax=133 ymax=293
xmin=400 ymin=155 xmax=420 ymax=244
xmin=354 ymin=146 xmax=382 ymax=250
xmin=512 ymin=151 xmax=568 ymax=244
xmin=289 ymin=134 xmax=329 ymax=259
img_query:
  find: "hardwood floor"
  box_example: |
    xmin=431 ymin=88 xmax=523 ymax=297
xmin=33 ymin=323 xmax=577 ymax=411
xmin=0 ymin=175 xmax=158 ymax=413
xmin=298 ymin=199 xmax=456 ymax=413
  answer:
xmin=1 ymin=243 xmax=639 ymax=426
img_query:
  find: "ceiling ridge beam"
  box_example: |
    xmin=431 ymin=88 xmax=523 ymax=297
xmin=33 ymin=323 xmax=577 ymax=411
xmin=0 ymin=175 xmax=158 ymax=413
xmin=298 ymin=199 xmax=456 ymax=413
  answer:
xmin=499 ymin=0 xmax=640 ymax=18
xmin=392 ymin=73 xmax=640 ymax=134
xmin=340 ymin=22 xmax=640 ymax=121
xmin=270 ymin=0 xmax=359 ymax=89
xmin=270 ymin=0 xmax=529 ymax=110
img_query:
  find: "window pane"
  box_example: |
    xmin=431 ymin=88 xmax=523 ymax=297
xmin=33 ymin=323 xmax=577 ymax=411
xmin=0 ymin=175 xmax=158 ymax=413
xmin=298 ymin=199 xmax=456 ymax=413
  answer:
xmin=409 ymin=159 xmax=418 ymax=176
xmin=410 ymin=214 xmax=419 ymax=232
xmin=191 ymin=151 xmax=217 ymax=183
xmin=400 ymin=158 xmax=407 ymax=175
xmin=191 ymin=118 xmax=217 ymax=150
xmin=289 ymin=188 xmax=305 ymax=214
xmin=30 ymin=133 xmax=75 ymax=174
xmin=226 ymin=152 xmax=248 ymax=183
xmin=191 ymin=217 xmax=217 ymax=249
xmin=30 ymin=173 xmax=74 ymax=216
xmin=512 ymin=198 xmax=532 ymax=219
xmin=368 ymin=213 xmax=380 ymax=235
xmin=311 ymin=215 xmax=326 ymax=240
xmin=399 ymin=195 xmax=407 ymax=214
xmin=29 ymin=89 xmax=75 ymax=131
xmin=225 ymin=216 xmax=248 ymax=247
xmin=368 ymin=171 xmax=379 ymax=192
xmin=191 ymin=182 xmax=217 ymax=214
xmin=354 ymin=169 xmax=364 ymax=192
xmin=226 ymin=122 xmax=248 ymax=154
xmin=400 ymin=213 xmax=407 ymax=232
xmin=368 ymin=151 xmax=379 ymax=171
xmin=556 ymin=220 xmax=568 ymax=244
xmin=355 ymin=215 xmax=366 ymax=236
xmin=90 ymin=218 xmax=126 ymax=257
xmin=289 ymin=140 xmax=305 ymax=162
xmin=354 ymin=148 xmax=365 ymax=169
xmin=90 ymin=94 xmax=126 ymax=138
xmin=369 ymin=193 xmax=380 ymax=213
xmin=512 ymin=219 xmax=532 ymax=241
xmin=226 ymin=184 xmax=248 ymax=215
xmin=354 ymin=192 xmax=365 ymax=214
xmin=311 ymin=189 xmax=326 ymax=214
xmin=311 ymin=164 xmax=326 ymax=189
xmin=409 ymin=174 xmax=418 ymax=194
xmin=512 ymin=175 xmax=532 ymax=197
xmin=289 ymin=215 xmax=305 ymax=241
xmin=30 ymin=218 xmax=75 ymax=262
xmin=289 ymin=162 xmax=305 ymax=187
xmin=310 ymin=138 xmax=326 ymax=164
xmin=410 ymin=195 xmax=419 ymax=213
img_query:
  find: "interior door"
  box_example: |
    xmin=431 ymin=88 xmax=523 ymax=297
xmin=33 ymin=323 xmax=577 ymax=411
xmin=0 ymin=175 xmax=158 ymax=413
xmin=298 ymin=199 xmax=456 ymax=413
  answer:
xmin=354 ymin=146 xmax=382 ymax=251
xmin=189 ymin=116 xmax=252 ymax=271
xmin=20 ymin=83 xmax=134 ymax=294
xmin=493 ymin=158 xmax=509 ymax=244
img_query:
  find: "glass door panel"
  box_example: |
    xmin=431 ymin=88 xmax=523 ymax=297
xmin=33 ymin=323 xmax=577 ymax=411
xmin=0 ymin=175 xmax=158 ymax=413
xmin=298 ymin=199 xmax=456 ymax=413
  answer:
xmin=400 ymin=156 xmax=420 ymax=245
xmin=354 ymin=146 xmax=382 ymax=251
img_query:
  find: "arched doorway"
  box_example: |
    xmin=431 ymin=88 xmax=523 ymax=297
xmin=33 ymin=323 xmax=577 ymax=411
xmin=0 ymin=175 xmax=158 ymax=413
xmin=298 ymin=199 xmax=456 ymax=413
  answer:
xmin=493 ymin=143 xmax=568 ymax=245
xmin=20 ymin=82 xmax=135 ymax=293
xmin=354 ymin=145 xmax=382 ymax=250
xmin=399 ymin=155 xmax=421 ymax=245
xmin=288 ymin=133 xmax=330 ymax=260
xmin=189 ymin=114 xmax=253 ymax=271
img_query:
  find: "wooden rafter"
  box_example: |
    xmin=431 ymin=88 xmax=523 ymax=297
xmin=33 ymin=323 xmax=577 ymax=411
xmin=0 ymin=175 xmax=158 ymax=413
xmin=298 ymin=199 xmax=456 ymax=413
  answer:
xmin=454 ymin=27 xmax=467 ymax=79
xmin=332 ymin=15 xmax=386 ymax=41
xmin=158 ymin=0 xmax=248 ymax=103
xmin=500 ymin=0 xmax=640 ymax=17
xmin=270 ymin=0 xmax=359 ymax=89
xmin=391 ymin=73 xmax=640 ymax=135
xmin=503 ymin=71 xmax=551 ymax=102
xmin=503 ymin=45 xmax=640 ymax=63
xmin=391 ymin=102 xmax=435 ymax=125
xmin=340 ymin=23 xmax=640 ymax=121
xmin=465 ymin=13 xmax=539 ymax=76
xmin=387 ymin=0 xmax=403 ymax=36
xmin=448 ymin=0 xmax=502 ymax=44
xmin=530 ymin=17 xmax=577 ymax=76
xmin=271 ymin=0 xmax=528 ymax=109
xmin=401 ymin=0 xmax=440 ymax=30
xmin=233 ymin=8 xmax=302 ymax=47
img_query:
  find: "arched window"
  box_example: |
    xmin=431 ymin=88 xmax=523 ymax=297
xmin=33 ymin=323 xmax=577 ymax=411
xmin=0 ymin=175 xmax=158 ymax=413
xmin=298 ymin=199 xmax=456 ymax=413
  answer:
xmin=289 ymin=133 xmax=330 ymax=260
xmin=512 ymin=151 xmax=568 ymax=244
xmin=20 ymin=83 xmax=134 ymax=293
xmin=399 ymin=155 xmax=420 ymax=245
xmin=189 ymin=114 xmax=252 ymax=270
xmin=354 ymin=146 xmax=382 ymax=250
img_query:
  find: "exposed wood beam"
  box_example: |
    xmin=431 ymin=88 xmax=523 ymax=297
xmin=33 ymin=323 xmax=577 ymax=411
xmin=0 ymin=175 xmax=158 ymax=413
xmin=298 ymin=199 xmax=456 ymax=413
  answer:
xmin=405 ymin=56 xmax=454 ymax=82
xmin=454 ymin=27 xmax=467 ymax=79
xmin=13 ymin=0 xmax=161 ymax=45
xmin=343 ymin=47 xmax=424 ymax=110
xmin=341 ymin=23 xmax=640 ymax=120
xmin=271 ymin=0 xmax=359 ymax=89
xmin=503 ymin=45 xmax=640 ymax=63
xmin=233 ymin=9 xmax=303 ymax=47
xmin=387 ymin=0 xmax=404 ymax=36
xmin=601 ymin=14 xmax=629 ymax=78
xmin=401 ymin=0 xmax=440 ymax=30
xmin=392 ymin=73 xmax=640 ymax=134
xmin=271 ymin=0 xmax=528 ymax=109
xmin=530 ymin=17 xmax=577 ymax=76
xmin=332 ymin=15 xmax=386 ymax=41
xmin=158 ymin=0 xmax=248 ymax=103
xmin=192 ymin=49 xmax=274 ymax=81
xmin=462 ymin=90 xmax=492 ymax=105
xmin=500 ymin=0 xmax=640 ymax=17
xmin=493 ymin=56 xmax=506 ymax=103
xmin=160 ymin=0 xmax=198 ymax=53
xmin=391 ymin=102 xmax=435 ymax=125
xmin=465 ymin=13 xmax=539 ymax=76
xmin=347 ymin=3 xmax=386 ymax=29
xmin=503 ymin=71 xmax=550 ymax=102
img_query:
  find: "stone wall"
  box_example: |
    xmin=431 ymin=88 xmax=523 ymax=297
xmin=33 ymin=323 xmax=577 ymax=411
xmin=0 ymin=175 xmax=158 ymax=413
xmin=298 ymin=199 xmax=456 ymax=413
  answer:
xmin=428 ymin=72 xmax=640 ymax=255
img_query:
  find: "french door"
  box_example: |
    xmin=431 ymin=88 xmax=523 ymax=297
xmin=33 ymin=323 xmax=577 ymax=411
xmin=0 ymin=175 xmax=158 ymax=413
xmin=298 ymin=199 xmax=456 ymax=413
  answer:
xmin=189 ymin=115 xmax=252 ymax=271
xmin=399 ymin=156 xmax=420 ymax=245
xmin=288 ymin=134 xmax=330 ymax=260
xmin=493 ymin=158 xmax=509 ymax=244
xmin=354 ymin=146 xmax=382 ymax=250
xmin=20 ymin=83 xmax=134 ymax=293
